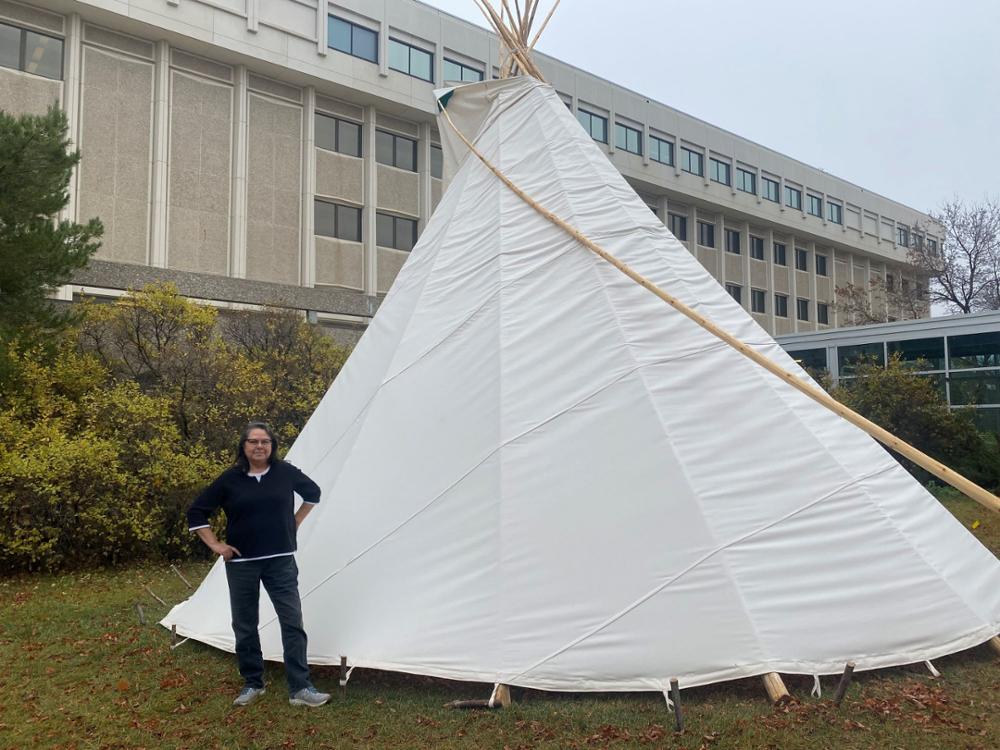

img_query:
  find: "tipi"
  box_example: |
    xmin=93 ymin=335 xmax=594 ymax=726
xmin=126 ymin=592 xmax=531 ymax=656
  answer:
xmin=163 ymin=13 xmax=1000 ymax=696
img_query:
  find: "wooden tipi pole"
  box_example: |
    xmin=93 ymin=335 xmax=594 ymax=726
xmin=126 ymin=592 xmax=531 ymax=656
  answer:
xmin=438 ymin=104 xmax=1000 ymax=516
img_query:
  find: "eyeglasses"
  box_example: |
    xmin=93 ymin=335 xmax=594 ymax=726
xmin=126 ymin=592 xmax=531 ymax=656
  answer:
xmin=245 ymin=439 xmax=272 ymax=446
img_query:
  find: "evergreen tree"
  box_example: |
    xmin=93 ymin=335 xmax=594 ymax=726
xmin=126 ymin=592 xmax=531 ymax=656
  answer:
xmin=0 ymin=106 xmax=102 ymax=342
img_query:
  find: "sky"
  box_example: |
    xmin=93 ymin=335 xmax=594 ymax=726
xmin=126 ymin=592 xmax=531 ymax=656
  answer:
xmin=420 ymin=0 xmax=999 ymax=214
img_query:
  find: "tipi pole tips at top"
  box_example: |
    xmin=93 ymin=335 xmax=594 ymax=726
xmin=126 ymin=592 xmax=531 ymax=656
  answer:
xmin=472 ymin=0 xmax=560 ymax=80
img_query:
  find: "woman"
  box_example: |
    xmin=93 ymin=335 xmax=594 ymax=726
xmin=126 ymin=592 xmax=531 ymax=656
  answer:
xmin=187 ymin=421 xmax=330 ymax=708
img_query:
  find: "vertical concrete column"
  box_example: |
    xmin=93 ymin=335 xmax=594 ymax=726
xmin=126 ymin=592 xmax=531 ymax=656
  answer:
xmin=831 ymin=247 xmax=839 ymax=328
xmin=316 ymin=0 xmax=328 ymax=56
xmin=149 ymin=40 xmax=170 ymax=268
xmin=864 ymin=256 xmax=873 ymax=315
xmin=230 ymin=65 xmax=249 ymax=278
xmin=419 ymin=121 xmax=433 ymax=231
xmin=716 ymin=211 xmax=725 ymax=282
xmin=882 ymin=261 xmax=890 ymax=320
xmin=301 ymin=86 xmax=316 ymax=288
xmin=688 ymin=204 xmax=697 ymax=256
xmin=247 ymin=0 xmax=259 ymax=33
xmin=766 ymin=228 xmax=776 ymax=333
xmin=741 ymin=220 xmax=751 ymax=310
xmin=808 ymin=240 xmax=818 ymax=328
xmin=789 ymin=233 xmax=798 ymax=332
xmin=363 ymin=104 xmax=378 ymax=295
xmin=61 ymin=13 xmax=83 ymax=224
xmin=656 ymin=195 xmax=668 ymax=227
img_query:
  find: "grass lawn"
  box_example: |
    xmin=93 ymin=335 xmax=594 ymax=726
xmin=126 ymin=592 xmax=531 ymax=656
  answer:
xmin=1 ymin=492 xmax=996 ymax=750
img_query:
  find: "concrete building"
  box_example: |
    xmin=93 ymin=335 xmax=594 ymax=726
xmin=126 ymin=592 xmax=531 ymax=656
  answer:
xmin=1 ymin=0 xmax=941 ymax=340
xmin=778 ymin=311 xmax=1000 ymax=432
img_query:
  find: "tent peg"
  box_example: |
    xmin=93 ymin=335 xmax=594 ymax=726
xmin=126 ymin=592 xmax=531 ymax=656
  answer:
xmin=669 ymin=677 xmax=683 ymax=732
xmin=170 ymin=564 xmax=192 ymax=589
xmin=833 ymin=661 xmax=855 ymax=706
xmin=339 ymin=656 xmax=348 ymax=688
xmin=989 ymin=636 xmax=1000 ymax=656
xmin=134 ymin=602 xmax=146 ymax=626
xmin=171 ymin=624 xmax=178 ymax=646
xmin=762 ymin=672 xmax=790 ymax=704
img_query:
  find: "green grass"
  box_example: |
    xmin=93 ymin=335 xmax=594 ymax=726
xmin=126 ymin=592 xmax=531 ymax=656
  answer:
xmin=1 ymin=495 xmax=997 ymax=750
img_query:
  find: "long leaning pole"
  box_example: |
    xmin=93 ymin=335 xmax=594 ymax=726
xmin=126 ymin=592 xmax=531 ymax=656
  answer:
xmin=439 ymin=103 xmax=1000 ymax=516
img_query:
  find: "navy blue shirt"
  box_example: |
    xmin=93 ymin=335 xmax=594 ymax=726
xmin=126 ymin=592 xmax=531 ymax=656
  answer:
xmin=187 ymin=461 xmax=321 ymax=560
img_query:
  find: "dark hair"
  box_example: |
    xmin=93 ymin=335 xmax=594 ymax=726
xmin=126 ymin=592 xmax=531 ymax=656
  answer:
xmin=235 ymin=421 xmax=279 ymax=472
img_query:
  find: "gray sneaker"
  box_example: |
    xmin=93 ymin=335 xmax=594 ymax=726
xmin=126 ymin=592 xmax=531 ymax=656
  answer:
xmin=289 ymin=686 xmax=330 ymax=707
xmin=232 ymin=686 xmax=266 ymax=707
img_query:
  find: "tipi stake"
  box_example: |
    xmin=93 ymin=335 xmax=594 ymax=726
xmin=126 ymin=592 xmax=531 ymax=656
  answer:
xmin=492 ymin=683 xmax=512 ymax=708
xmin=134 ymin=603 xmax=146 ymax=625
xmin=170 ymin=564 xmax=192 ymax=589
xmin=438 ymin=104 xmax=1000 ymax=517
xmin=762 ymin=672 xmax=790 ymax=704
xmin=989 ymin=636 xmax=1000 ymax=656
xmin=833 ymin=661 xmax=855 ymax=706
xmin=669 ymin=677 xmax=683 ymax=732
xmin=339 ymin=656 xmax=348 ymax=689
xmin=144 ymin=585 xmax=167 ymax=606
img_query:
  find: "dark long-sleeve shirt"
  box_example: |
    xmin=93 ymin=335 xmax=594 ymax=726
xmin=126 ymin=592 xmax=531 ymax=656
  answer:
xmin=187 ymin=460 xmax=321 ymax=561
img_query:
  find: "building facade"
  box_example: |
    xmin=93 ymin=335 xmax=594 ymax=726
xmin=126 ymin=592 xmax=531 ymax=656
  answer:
xmin=1 ymin=0 xmax=940 ymax=340
xmin=778 ymin=311 xmax=1000 ymax=432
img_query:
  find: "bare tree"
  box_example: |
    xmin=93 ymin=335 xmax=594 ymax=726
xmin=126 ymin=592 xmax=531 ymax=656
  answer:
xmin=834 ymin=276 xmax=926 ymax=326
xmin=909 ymin=197 xmax=1000 ymax=314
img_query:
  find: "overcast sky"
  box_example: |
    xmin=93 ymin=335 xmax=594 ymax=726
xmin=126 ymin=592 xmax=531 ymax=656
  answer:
xmin=421 ymin=0 xmax=998 ymax=214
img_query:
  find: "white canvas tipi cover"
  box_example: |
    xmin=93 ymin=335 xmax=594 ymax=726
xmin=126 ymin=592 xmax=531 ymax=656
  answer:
xmin=164 ymin=77 xmax=1000 ymax=692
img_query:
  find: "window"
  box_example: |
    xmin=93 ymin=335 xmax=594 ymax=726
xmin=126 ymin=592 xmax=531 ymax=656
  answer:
xmin=796 ymin=298 xmax=810 ymax=321
xmin=838 ymin=342 xmax=885 ymax=375
xmin=724 ymin=228 xmax=740 ymax=254
xmin=0 ymin=23 xmax=63 ymax=79
xmin=927 ymin=238 xmax=938 ymax=254
xmin=736 ymin=167 xmax=756 ymax=194
xmin=430 ymin=144 xmax=443 ymax=179
xmin=389 ymin=38 xmax=433 ymax=81
xmin=828 ymin=201 xmax=843 ymax=224
xmin=725 ymin=283 xmax=742 ymax=304
xmin=775 ymin=293 xmax=788 ymax=318
xmin=681 ymin=147 xmax=704 ymax=176
xmin=577 ymin=108 xmax=608 ymax=143
xmin=697 ymin=220 xmax=715 ymax=248
xmin=751 ymin=288 xmax=766 ymax=313
xmin=315 ymin=113 xmax=361 ymax=157
xmin=897 ymin=226 xmax=909 ymax=246
xmin=817 ymin=303 xmax=829 ymax=325
xmin=950 ymin=371 xmax=1000 ymax=406
xmin=816 ymin=254 xmax=828 ymax=276
xmin=328 ymin=15 xmax=377 ymax=62
xmin=885 ymin=273 xmax=895 ymax=291
xmin=887 ymin=337 xmax=945 ymax=370
xmin=376 ymin=212 xmax=418 ymax=251
xmin=749 ymin=235 xmax=764 ymax=260
xmin=773 ymin=242 xmax=787 ymax=266
xmin=807 ymin=193 xmax=823 ymax=217
xmin=314 ymin=200 xmax=362 ymax=242
xmin=785 ymin=185 xmax=802 ymax=210
xmin=795 ymin=248 xmax=808 ymax=272
xmin=949 ymin=332 xmax=1000 ymax=369
xmin=710 ymin=158 xmax=731 ymax=186
xmin=650 ymin=135 xmax=674 ymax=165
xmin=787 ymin=348 xmax=827 ymax=372
xmin=443 ymin=58 xmax=483 ymax=82
xmin=615 ymin=122 xmax=642 ymax=155
xmin=375 ymin=130 xmax=417 ymax=171
xmin=668 ymin=213 xmax=687 ymax=241
xmin=762 ymin=175 xmax=779 ymax=202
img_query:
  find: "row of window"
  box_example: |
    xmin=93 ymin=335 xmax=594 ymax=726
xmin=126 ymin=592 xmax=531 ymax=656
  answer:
xmin=724 ymin=284 xmax=830 ymax=323
xmin=573 ymin=104 xmax=925 ymax=243
xmin=328 ymin=15 xmax=484 ymax=85
xmin=790 ymin=332 xmax=1000 ymax=377
xmin=668 ymin=217 xmax=833 ymax=275
xmin=315 ymin=113 xmax=444 ymax=178
xmin=0 ymin=21 xmax=63 ymax=80
xmin=314 ymin=200 xmax=417 ymax=252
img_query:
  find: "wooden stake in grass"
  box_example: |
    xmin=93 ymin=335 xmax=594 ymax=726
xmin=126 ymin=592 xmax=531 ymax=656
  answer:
xmin=833 ymin=661 xmax=856 ymax=706
xmin=669 ymin=677 xmax=683 ymax=732
xmin=170 ymin=564 xmax=192 ymax=589
xmin=492 ymin=684 xmax=512 ymax=708
xmin=144 ymin=584 xmax=167 ymax=606
xmin=134 ymin=603 xmax=146 ymax=626
xmin=339 ymin=656 xmax=348 ymax=688
xmin=989 ymin=636 xmax=1000 ymax=657
xmin=762 ymin=672 xmax=791 ymax=704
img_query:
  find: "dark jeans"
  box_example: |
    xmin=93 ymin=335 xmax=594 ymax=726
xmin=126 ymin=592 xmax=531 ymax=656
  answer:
xmin=224 ymin=555 xmax=312 ymax=695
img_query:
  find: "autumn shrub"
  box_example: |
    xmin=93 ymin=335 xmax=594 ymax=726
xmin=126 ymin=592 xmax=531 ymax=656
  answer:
xmin=0 ymin=285 xmax=350 ymax=572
